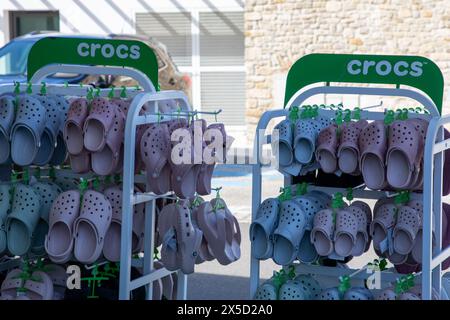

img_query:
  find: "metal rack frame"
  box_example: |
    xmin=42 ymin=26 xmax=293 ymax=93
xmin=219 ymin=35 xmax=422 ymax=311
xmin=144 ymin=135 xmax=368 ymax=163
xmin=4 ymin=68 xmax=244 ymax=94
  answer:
xmin=250 ymin=83 xmax=450 ymax=300
xmin=0 ymin=62 xmax=192 ymax=300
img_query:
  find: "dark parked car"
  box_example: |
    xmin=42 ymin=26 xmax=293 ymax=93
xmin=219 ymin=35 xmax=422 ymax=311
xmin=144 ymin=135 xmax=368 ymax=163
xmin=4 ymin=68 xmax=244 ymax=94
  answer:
xmin=0 ymin=31 xmax=192 ymax=101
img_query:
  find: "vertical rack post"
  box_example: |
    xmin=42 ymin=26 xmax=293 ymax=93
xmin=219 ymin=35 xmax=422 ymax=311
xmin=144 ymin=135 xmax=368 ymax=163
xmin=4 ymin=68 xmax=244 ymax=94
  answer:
xmin=432 ymin=126 xmax=444 ymax=298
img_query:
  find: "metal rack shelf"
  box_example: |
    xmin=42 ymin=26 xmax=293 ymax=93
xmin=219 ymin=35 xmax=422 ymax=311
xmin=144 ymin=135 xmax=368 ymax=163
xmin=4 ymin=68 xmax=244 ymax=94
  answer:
xmin=250 ymin=54 xmax=450 ymax=300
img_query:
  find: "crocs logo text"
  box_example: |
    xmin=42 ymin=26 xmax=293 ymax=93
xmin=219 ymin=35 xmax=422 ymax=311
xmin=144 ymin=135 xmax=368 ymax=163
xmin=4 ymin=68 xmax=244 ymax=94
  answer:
xmin=347 ymin=60 xmax=423 ymax=77
xmin=77 ymin=42 xmax=141 ymax=60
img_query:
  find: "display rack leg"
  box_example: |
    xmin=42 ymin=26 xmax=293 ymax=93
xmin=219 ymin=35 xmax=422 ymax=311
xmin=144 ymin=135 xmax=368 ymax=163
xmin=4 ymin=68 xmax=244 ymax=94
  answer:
xmin=250 ymin=163 xmax=262 ymax=298
xmin=143 ymin=198 xmax=156 ymax=300
xmin=177 ymin=271 xmax=188 ymax=299
xmin=432 ymin=126 xmax=444 ymax=298
xmin=119 ymin=191 xmax=134 ymax=300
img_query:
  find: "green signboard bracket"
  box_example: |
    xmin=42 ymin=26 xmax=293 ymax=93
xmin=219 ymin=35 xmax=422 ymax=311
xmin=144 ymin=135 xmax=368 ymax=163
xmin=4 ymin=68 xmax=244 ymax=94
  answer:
xmin=284 ymin=53 xmax=444 ymax=114
xmin=27 ymin=37 xmax=158 ymax=87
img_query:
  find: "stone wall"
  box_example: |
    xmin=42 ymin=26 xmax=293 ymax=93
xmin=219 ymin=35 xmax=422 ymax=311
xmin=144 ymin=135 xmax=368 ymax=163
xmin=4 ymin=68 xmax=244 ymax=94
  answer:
xmin=245 ymin=0 xmax=450 ymax=139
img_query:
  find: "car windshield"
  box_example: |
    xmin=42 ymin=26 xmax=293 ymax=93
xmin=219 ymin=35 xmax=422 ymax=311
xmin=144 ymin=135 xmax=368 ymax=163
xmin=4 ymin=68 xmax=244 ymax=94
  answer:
xmin=0 ymin=40 xmax=34 ymax=76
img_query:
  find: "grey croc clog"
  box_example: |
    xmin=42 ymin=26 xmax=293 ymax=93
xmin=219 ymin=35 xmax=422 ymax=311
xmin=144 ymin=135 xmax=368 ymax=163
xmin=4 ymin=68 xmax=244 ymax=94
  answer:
xmin=393 ymin=205 xmax=420 ymax=255
xmin=294 ymin=194 xmax=328 ymax=231
xmin=103 ymin=186 xmax=124 ymax=262
xmin=337 ymin=120 xmax=368 ymax=175
xmin=272 ymin=119 xmax=302 ymax=176
xmin=10 ymin=95 xmax=46 ymax=166
xmin=20 ymin=271 xmax=54 ymax=300
xmin=345 ymin=204 xmax=369 ymax=257
xmin=319 ymin=287 xmax=341 ymax=300
xmin=0 ymin=184 xmax=11 ymax=255
xmin=311 ymin=209 xmax=335 ymax=256
xmin=49 ymin=95 xmax=70 ymax=166
xmin=370 ymin=203 xmax=397 ymax=251
xmin=359 ymin=120 xmax=388 ymax=190
xmin=272 ymin=199 xmax=307 ymax=265
xmin=297 ymin=230 xmax=318 ymax=263
xmin=33 ymin=95 xmax=61 ymax=166
xmin=294 ymin=119 xmax=317 ymax=165
xmin=376 ymin=287 xmax=397 ymax=300
xmin=103 ymin=186 xmax=145 ymax=261
xmin=344 ymin=287 xmax=374 ymax=300
xmin=0 ymin=96 xmax=15 ymax=164
xmin=250 ymin=198 xmax=280 ymax=260
xmin=254 ymin=281 xmax=278 ymax=300
xmin=272 ymin=119 xmax=293 ymax=167
xmin=6 ymin=184 xmax=41 ymax=256
xmin=44 ymin=264 xmax=68 ymax=300
xmin=279 ymin=279 xmax=310 ymax=300
xmin=293 ymin=194 xmax=327 ymax=263
xmin=407 ymin=119 xmax=428 ymax=190
xmin=30 ymin=182 xmax=61 ymax=255
xmin=294 ymin=274 xmax=322 ymax=300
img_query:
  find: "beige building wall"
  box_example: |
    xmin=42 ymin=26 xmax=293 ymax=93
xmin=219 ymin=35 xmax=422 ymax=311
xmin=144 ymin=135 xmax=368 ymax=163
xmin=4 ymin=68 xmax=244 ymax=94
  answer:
xmin=245 ymin=0 xmax=450 ymax=140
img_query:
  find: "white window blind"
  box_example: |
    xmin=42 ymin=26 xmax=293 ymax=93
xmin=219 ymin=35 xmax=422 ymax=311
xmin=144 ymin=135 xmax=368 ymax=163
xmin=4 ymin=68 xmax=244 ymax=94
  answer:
xmin=200 ymin=72 xmax=245 ymax=126
xmin=199 ymin=12 xmax=244 ymax=66
xmin=136 ymin=12 xmax=192 ymax=66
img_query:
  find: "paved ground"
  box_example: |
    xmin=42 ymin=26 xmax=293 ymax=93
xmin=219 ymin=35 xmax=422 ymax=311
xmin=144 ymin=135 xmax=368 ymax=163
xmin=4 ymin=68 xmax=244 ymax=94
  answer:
xmin=187 ymin=166 xmax=380 ymax=300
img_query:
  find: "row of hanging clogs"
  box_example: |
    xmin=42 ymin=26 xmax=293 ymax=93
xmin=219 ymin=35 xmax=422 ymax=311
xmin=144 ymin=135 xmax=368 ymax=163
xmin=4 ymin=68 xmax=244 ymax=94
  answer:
xmin=371 ymin=199 xmax=450 ymax=269
xmin=0 ymin=94 xmax=69 ymax=167
xmin=64 ymin=97 xmax=127 ymax=175
xmin=140 ymin=118 xmax=233 ymax=199
xmin=310 ymin=200 xmax=372 ymax=258
xmin=0 ymin=263 xmax=67 ymax=300
xmin=255 ymin=273 xmax=375 ymax=300
xmin=377 ymin=285 xmax=440 ymax=300
xmin=271 ymin=116 xmax=332 ymax=176
xmin=0 ymin=181 xmax=62 ymax=257
xmin=316 ymin=118 xmax=429 ymax=190
xmin=254 ymin=272 xmax=440 ymax=300
xmin=45 ymin=184 xmax=145 ymax=264
xmin=250 ymin=188 xmax=332 ymax=265
xmin=157 ymin=196 xmax=241 ymax=274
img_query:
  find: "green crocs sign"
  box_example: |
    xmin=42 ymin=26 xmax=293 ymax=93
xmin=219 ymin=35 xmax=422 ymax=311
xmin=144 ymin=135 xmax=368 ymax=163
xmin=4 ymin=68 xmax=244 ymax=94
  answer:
xmin=27 ymin=37 xmax=158 ymax=86
xmin=284 ymin=53 xmax=444 ymax=113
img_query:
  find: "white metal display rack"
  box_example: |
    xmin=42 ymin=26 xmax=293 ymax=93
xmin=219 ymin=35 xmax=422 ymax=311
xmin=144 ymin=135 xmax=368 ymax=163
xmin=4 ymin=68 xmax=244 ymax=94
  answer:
xmin=250 ymin=53 xmax=450 ymax=300
xmin=0 ymin=37 xmax=196 ymax=300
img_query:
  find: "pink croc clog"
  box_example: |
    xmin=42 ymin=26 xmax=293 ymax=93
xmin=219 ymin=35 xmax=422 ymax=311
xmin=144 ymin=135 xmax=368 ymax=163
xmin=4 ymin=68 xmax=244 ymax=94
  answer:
xmin=316 ymin=124 xmax=339 ymax=173
xmin=359 ymin=120 xmax=388 ymax=190
xmin=83 ymin=98 xmax=116 ymax=152
xmin=337 ymin=120 xmax=368 ymax=174
xmin=386 ymin=119 xmax=424 ymax=189
xmin=73 ymin=190 xmax=112 ymax=264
